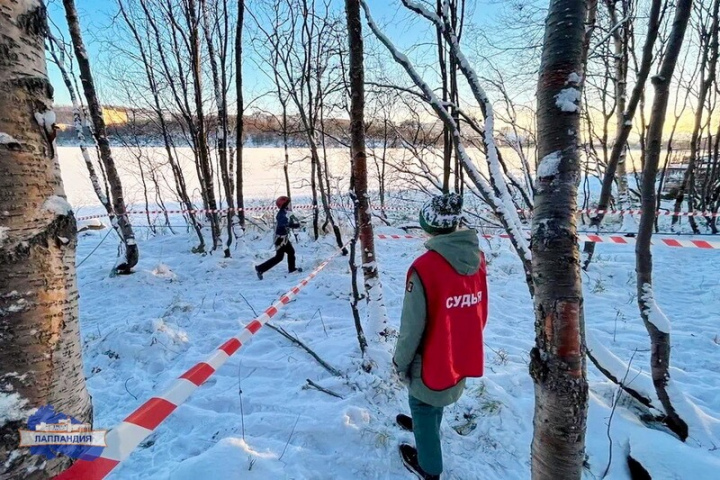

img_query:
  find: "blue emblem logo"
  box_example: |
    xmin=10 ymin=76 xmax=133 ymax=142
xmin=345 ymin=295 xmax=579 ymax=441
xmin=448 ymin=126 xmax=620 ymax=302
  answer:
xmin=19 ymin=405 xmax=105 ymax=461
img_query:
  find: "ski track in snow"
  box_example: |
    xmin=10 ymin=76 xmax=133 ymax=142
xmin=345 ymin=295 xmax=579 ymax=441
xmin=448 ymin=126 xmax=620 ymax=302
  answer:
xmin=74 ymin=221 xmax=720 ymax=479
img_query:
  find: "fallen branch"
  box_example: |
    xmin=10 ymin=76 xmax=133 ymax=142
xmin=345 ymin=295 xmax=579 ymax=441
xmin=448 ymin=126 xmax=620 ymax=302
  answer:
xmin=266 ymin=322 xmax=343 ymax=377
xmin=305 ymin=379 xmax=344 ymax=399
xmin=586 ymin=331 xmax=658 ymax=411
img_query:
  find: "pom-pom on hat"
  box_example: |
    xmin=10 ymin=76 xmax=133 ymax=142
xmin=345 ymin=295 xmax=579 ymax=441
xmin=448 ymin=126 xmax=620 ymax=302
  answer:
xmin=419 ymin=193 xmax=463 ymax=235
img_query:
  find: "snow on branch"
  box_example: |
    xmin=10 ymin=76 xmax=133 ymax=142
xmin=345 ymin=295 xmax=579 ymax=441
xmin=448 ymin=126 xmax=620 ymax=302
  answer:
xmin=640 ymin=284 xmax=670 ymax=334
xmin=399 ymin=0 xmax=531 ymax=261
xmin=586 ymin=330 xmax=660 ymax=410
xmin=360 ymin=0 xmax=532 ymax=267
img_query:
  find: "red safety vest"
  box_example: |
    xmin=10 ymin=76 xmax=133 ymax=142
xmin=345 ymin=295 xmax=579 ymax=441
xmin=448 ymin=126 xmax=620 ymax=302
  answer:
xmin=408 ymin=250 xmax=488 ymax=391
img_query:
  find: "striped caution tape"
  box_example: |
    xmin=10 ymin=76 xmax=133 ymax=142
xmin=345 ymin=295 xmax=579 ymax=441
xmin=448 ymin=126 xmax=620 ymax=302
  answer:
xmin=75 ymin=205 xmax=317 ymax=222
xmin=54 ymin=248 xmax=343 ymax=480
xmin=371 ymin=205 xmax=720 ymax=218
xmin=376 ymin=233 xmax=720 ymax=249
xmin=75 ymin=203 xmax=720 ymax=223
xmin=578 ymin=208 xmax=720 ymax=218
xmin=578 ymin=234 xmax=720 ymax=249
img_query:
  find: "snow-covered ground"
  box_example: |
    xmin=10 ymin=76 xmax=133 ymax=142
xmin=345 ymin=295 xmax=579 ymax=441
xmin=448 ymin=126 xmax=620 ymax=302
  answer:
xmin=74 ymin=213 xmax=720 ymax=479
xmin=53 ymin=142 xmax=718 ymax=478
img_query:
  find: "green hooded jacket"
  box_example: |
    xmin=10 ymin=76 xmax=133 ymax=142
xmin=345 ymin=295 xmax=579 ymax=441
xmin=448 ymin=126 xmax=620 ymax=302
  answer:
xmin=393 ymin=229 xmax=483 ymax=407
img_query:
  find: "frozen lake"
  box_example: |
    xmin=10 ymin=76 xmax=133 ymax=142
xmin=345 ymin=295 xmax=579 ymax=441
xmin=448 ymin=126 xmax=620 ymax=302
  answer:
xmin=58 ymin=146 xmax=538 ymax=213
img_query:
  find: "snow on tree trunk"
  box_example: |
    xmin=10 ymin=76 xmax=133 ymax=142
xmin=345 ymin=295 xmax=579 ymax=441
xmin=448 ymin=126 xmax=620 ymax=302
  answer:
xmin=62 ymin=0 xmax=139 ymax=274
xmin=636 ymin=0 xmax=693 ymax=442
xmin=529 ymin=1 xmax=588 ymax=479
xmin=0 ymin=2 xmax=92 ymax=476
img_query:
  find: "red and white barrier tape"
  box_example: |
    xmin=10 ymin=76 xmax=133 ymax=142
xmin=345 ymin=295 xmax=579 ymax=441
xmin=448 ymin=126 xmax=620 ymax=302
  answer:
xmin=75 ymin=205 xmax=317 ymax=222
xmin=75 ymin=203 xmax=720 ymax=222
xmin=576 ymin=208 xmax=720 ymax=218
xmin=376 ymin=233 xmax=720 ymax=249
xmin=372 ymin=205 xmax=720 ymax=218
xmin=54 ymin=250 xmax=342 ymax=480
xmin=578 ymin=234 xmax=720 ymax=249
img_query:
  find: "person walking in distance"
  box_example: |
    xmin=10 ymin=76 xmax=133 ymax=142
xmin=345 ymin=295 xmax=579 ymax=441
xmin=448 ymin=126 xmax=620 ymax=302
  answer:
xmin=255 ymin=196 xmax=303 ymax=280
xmin=393 ymin=193 xmax=489 ymax=480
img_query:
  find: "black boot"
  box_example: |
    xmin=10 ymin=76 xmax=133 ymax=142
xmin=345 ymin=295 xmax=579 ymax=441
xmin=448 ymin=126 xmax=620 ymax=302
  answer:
xmin=255 ymin=266 xmax=263 ymax=280
xmin=396 ymin=414 xmax=413 ymax=432
xmin=399 ymin=444 xmax=440 ymax=480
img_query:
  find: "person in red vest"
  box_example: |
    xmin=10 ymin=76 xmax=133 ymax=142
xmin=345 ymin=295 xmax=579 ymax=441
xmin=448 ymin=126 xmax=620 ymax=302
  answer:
xmin=393 ymin=193 xmax=488 ymax=480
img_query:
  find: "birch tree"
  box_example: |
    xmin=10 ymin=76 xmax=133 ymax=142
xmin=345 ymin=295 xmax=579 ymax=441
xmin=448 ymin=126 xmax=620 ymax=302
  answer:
xmin=62 ymin=0 xmax=140 ymax=273
xmin=0 ymin=1 xmax=92 ymax=476
xmin=529 ymin=1 xmax=588 ymax=478
xmin=583 ymin=0 xmax=663 ymax=269
xmin=46 ymin=33 xmax=113 ymax=226
xmin=115 ymin=0 xmax=207 ymax=253
xmin=636 ymin=0 xmax=694 ymax=441
xmin=672 ymin=0 xmax=720 ymax=232
xmin=250 ymin=0 xmax=347 ymax=252
xmin=201 ymin=0 xmax=236 ymax=255
xmin=361 ymin=0 xmax=534 ymax=295
xmin=345 ymin=0 xmax=388 ymax=351
xmin=236 ymin=0 xmax=246 ymax=230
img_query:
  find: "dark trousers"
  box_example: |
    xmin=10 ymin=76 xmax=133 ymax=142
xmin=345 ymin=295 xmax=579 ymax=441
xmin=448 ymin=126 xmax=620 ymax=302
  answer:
xmin=410 ymin=395 xmax=444 ymax=476
xmin=257 ymin=237 xmax=296 ymax=273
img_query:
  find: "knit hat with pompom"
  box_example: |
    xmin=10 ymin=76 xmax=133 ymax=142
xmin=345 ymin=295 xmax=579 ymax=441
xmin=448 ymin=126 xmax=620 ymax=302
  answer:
xmin=419 ymin=193 xmax=463 ymax=235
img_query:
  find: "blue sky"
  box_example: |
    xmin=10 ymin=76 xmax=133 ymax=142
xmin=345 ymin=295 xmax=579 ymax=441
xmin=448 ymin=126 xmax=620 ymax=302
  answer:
xmin=46 ymin=0 xmax=507 ymax=107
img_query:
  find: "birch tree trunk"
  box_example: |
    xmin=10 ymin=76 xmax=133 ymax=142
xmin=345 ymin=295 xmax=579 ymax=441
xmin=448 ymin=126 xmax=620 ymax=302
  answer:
xmin=201 ymin=0 xmax=234 ymax=256
xmin=346 ymin=0 xmax=387 ymax=339
xmin=0 ymin=2 xmax=92 ymax=476
xmin=672 ymin=0 xmax=720 ymax=232
xmin=607 ymin=0 xmax=631 ymax=220
xmin=46 ymin=35 xmax=112 ymax=218
xmin=236 ymin=0 xmax=246 ymax=230
xmin=62 ymin=0 xmax=139 ymax=273
xmin=116 ymin=0 xmax=206 ymax=252
xmin=366 ymin=0 xmax=534 ymax=295
xmin=529 ymin=1 xmax=588 ymax=478
xmin=282 ymin=102 xmax=292 ymax=199
xmin=186 ymin=0 xmax=222 ymax=251
xmin=582 ymin=0 xmax=662 ymax=269
xmin=346 ymin=0 xmax=377 ymax=286
xmin=637 ymin=0 xmax=694 ymax=441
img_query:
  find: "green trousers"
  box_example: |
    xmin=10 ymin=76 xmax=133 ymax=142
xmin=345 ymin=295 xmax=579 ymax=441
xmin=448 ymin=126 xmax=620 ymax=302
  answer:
xmin=409 ymin=394 xmax=444 ymax=476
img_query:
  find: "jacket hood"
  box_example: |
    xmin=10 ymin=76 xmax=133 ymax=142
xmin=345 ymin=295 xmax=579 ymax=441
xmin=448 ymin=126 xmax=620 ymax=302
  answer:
xmin=424 ymin=229 xmax=481 ymax=275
